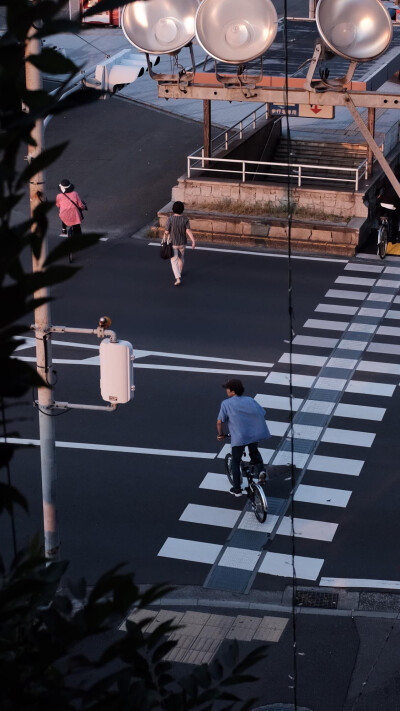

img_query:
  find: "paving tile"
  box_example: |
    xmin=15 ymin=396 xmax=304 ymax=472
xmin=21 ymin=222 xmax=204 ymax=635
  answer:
xmin=180 ymin=610 xmax=211 ymax=625
xmin=168 ymin=633 xmax=200 ymax=649
xmin=163 ymin=646 xmax=189 ymax=663
xmin=226 ymin=615 xmax=262 ymax=641
xmin=169 ymin=623 xmax=205 ymax=643
xmin=182 ymin=644 xmax=221 ymax=665
xmin=253 ymin=616 xmax=289 ymax=642
xmin=145 ymin=609 xmax=184 ymax=633
xmin=206 ymin=613 xmax=236 ymax=629
xmin=121 ymin=608 xmax=157 ymax=630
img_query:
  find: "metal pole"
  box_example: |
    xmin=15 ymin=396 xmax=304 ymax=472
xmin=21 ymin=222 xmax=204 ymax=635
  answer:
xmin=367 ymin=107 xmax=375 ymax=178
xmin=203 ymin=99 xmax=211 ymax=167
xmin=309 ymin=0 xmax=316 ymax=19
xmin=25 ymin=16 xmax=60 ymax=560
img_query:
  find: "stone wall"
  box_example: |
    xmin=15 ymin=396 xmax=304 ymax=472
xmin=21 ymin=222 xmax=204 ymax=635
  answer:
xmin=171 ymin=177 xmax=368 ymax=220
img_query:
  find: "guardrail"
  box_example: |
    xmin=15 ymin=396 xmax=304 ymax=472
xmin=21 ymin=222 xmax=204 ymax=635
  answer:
xmin=187 ymin=154 xmax=369 ymax=190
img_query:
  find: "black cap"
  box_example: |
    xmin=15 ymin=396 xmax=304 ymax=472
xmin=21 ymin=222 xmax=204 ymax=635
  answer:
xmin=222 ymin=379 xmax=244 ymax=395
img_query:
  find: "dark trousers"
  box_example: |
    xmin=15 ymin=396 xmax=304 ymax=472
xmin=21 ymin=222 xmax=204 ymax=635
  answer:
xmin=67 ymin=223 xmax=82 ymax=238
xmin=231 ymin=442 xmax=265 ymax=490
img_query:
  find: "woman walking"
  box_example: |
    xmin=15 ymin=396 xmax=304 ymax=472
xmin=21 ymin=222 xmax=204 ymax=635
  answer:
xmin=56 ymin=179 xmax=87 ymax=261
xmin=164 ymin=201 xmax=195 ymax=286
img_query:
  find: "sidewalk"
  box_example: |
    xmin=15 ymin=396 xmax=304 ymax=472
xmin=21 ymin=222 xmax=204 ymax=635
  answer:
xmin=120 ymin=584 xmax=400 ymax=711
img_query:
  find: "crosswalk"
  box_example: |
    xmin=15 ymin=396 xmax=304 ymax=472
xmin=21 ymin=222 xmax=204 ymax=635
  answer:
xmin=157 ymin=259 xmax=400 ymax=591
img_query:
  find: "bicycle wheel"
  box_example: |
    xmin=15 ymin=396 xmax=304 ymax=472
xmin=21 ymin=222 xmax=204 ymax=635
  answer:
xmin=378 ymin=225 xmax=388 ymax=259
xmin=224 ymin=453 xmax=243 ymax=487
xmin=249 ymin=484 xmax=267 ymax=523
xmin=225 ymin=453 xmax=234 ymax=487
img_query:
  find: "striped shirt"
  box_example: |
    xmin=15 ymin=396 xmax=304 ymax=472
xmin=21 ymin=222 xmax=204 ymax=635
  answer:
xmin=166 ymin=214 xmax=190 ymax=246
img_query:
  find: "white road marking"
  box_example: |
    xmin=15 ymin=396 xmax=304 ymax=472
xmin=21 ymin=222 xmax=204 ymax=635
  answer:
xmin=376 ymin=278 xmax=400 ymax=288
xmin=255 ymin=394 xmax=303 ymax=410
xmin=149 ymin=242 xmax=348 ymax=263
xmin=289 ymin=423 xmax=323 ymax=440
xmin=322 ymin=427 xmax=375 ymax=448
xmin=366 ymin=292 xmax=393 ymax=302
xmin=346 ymin=380 xmax=395 ymax=397
xmin=334 ymin=403 xmax=385 ymax=421
xmin=359 ymin=307 xmax=385 ymax=317
xmin=314 ymin=376 xmax=347 ymax=391
xmin=293 ymin=335 xmax=339 ymax=348
xmin=377 ymin=325 xmax=400 ymax=337
xmin=368 ymin=342 xmax=400 ymax=356
xmin=158 ymin=538 xmax=222 ymax=564
xmin=385 ymin=309 xmax=400 ymax=320
xmin=315 ymin=304 xmax=358 ymax=316
xmin=385 ymin=267 xmax=400 ymax=275
xmin=309 ymin=454 xmax=364 ymax=476
xmin=344 ymin=263 xmax=383 ymax=273
xmin=277 ymin=517 xmax=338 ymax=542
xmin=326 ymin=357 xmax=357 ymax=369
xmin=320 ymin=577 xmax=400 ymax=591
xmin=335 ymin=276 xmax=375 ymax=287
xmin=134 ymin=364 xmax=270 ymax=376
xmin=304 ymin=319 xmax=348 ymax=331
xmin=216 ymin=443 xmax=275 ymax=462
xmin=301 ymin=400 xmax=335 ymax=415
xmin=337 ymin=339 xmax=368 ymax=351
xmin=273 ymin=451 xmax=309 ymax=468
xmin=348 ymin=322 xmax=377 ymax=334
xmin=268 ymin=421 xmax=290 ymax=436
xmin=239 ymin=512 xmax=278 ymax=533
xmin=218 ymin=547 xmax=261 ymax=571
xmin=200 ymin=472 xmax=231 ymax=492
xmin=259 ymin=552 xmax=324 ymax=580
xmin=279 ymin=353 xmax=327 ymax=367
xmin=357 ymin=360 xmax=400 ymax=375
xmin=294 ymin=484 xmax=351 ymax=508
xmin=0 ymin=437 xmax=217 ymax=459
xmin=326 ymin=289 xmax=367 ymax=301
xmin=265 ymin=372 xmax=316 ymax=388
xmin=180 ymin=504 xmax=240 ymax=528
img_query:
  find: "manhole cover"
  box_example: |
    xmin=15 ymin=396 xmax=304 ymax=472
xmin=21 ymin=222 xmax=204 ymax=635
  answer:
xmin=295 ymin=590 xmax=338 ymax=609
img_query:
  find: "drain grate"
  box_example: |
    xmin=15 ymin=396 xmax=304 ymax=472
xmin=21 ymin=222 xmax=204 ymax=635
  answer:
xmin=295 ymin=590 xmax=338 ymax=609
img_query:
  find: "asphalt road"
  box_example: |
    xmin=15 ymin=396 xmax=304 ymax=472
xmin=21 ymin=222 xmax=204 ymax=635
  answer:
xmin=4 ymin=75 xmax=400 ymax=599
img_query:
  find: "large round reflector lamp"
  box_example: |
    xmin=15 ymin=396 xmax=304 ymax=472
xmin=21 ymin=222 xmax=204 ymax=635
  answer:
xmin=316 ymin=0 xmax=392 ymax=62
xmin=121 ymin=0 xmax=201 ymax=54
xmin=195 ymin=0 xmax=278 ymax=64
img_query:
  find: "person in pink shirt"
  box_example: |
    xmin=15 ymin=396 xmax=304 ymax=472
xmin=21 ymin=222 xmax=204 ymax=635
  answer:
xmin=56 ymin=179 xmax=87 ymax=238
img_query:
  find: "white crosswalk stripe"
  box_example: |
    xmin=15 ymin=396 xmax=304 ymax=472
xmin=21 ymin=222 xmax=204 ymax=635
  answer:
xmin=157 ymin=264 xmax=400 ymax=588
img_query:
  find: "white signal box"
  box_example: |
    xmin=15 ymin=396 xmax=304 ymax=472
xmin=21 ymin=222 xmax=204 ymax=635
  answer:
xmin=100 ymin=338 xmax=134 ymax=404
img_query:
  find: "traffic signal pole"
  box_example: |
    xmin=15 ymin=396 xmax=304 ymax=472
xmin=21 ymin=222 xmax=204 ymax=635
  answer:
xmin=25 ymin=20 xmax=60 ymax=561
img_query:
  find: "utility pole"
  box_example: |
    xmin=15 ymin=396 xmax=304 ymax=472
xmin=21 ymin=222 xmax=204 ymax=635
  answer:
xmin=25 ymin=13 xmax=60 ymax=561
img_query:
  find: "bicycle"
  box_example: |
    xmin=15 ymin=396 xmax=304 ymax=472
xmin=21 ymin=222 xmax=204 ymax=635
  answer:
xmin=377 ymin=213 xmax=389 ymax=259
xmin=225 ymin=451 xmax=268 ymax=523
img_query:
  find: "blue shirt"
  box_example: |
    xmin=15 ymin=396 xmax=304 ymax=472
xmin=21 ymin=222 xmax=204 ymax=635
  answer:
xmin=218 ymin=395 xmax=271 ymax=447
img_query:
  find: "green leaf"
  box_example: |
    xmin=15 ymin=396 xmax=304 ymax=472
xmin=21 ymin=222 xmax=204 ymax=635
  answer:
xmin=26 ymin=47 xmax=78 ymax=76
xmin=0 ymin=481 xmax=28 ymax=515
xmin=16 ymin=142 xmax=69 ymax=187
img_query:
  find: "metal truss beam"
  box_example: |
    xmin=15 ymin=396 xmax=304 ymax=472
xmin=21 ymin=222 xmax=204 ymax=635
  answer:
xmin=158 ymin=84 xmax=400 ymax=109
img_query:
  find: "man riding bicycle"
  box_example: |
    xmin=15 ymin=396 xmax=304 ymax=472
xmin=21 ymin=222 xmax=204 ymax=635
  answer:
xmin=216 ymin=379 xmax=271 ymax=497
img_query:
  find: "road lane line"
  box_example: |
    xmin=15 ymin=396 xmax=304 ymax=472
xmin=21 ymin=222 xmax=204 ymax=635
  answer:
xmin=304 ymin=319 xmax=349 ymax=331
xmin=277 ymin=517 xmax=338 ymax=542
xmin=315 ymin=304 xmax=358 ymax=316
xmin=320 ymin=577 xmax=400 ymax=591
xmin=0 ymin=437 xmax=217 ymax=459
xmin=326 ymin=289 xmax=367 ymax=300
xmin=294 ymin=484 xmax=351 ymax=508
xmin=149 ymin=242 xmax=348 ymax=263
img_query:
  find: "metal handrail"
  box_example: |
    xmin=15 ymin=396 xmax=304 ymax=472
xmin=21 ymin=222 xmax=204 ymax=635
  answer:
xmin=188 ymin=154 xmax=371 ymax=190
xmin=192 ymin=104 xmax=270 ymax=162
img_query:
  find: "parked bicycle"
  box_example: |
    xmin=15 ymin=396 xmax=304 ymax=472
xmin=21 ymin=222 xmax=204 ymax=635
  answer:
xmin=225 ymin=450 xmax=268 ymax=523
xmin=377 ymin=213 xmax=389 ymax=259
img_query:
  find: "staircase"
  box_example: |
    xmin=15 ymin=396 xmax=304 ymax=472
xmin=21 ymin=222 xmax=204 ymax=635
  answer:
xmin=256 ymin=138 xmax=368 ymax=188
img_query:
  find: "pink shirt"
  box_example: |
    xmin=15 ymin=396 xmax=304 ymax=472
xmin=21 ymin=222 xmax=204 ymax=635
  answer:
xmin=56 ymin=190 xmax=85 ymax=226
